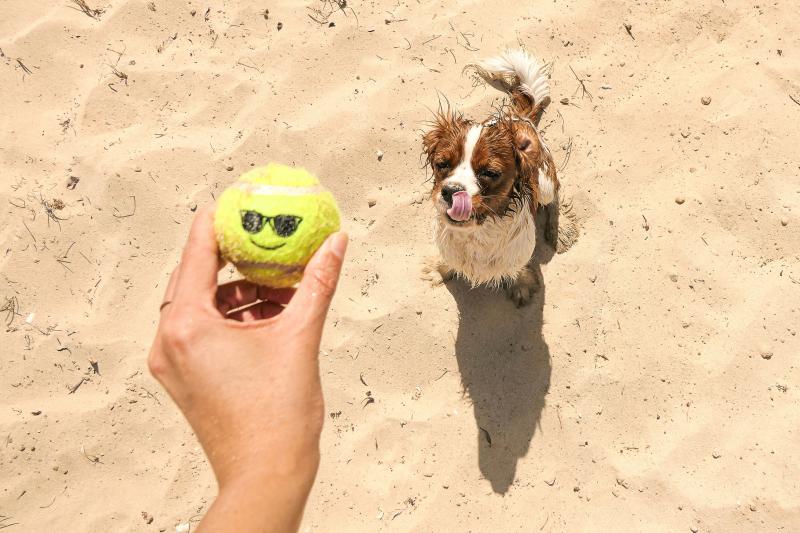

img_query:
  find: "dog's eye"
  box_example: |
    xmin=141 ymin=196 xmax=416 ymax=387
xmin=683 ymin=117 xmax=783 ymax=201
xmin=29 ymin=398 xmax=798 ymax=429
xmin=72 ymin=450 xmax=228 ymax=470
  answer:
xmin=481 ymin=169 xmax=501 ymax=179
xmin=435 ymin=161 xmax=450 ymax=171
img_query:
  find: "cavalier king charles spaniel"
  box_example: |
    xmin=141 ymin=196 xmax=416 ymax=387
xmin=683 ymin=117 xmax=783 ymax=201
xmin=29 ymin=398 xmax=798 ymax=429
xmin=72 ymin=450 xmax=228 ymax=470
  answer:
xmin=422 ymin=49 xmax=575 ymax=307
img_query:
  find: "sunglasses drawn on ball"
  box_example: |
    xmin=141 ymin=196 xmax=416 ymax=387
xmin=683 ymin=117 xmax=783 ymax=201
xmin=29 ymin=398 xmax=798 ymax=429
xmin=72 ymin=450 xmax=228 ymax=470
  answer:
xmin=241 ymin=210 xmax=303 ymax=238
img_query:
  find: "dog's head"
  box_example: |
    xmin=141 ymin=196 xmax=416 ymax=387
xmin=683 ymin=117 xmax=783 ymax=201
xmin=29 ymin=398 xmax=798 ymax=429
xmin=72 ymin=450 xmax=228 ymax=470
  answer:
xmin=422 ymin=108 xmax=552 ymax=229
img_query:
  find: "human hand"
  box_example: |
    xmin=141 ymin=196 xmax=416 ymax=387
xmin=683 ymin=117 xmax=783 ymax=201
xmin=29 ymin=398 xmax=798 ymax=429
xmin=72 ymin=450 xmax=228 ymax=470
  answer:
xmin=148 ymin=206 xmax=347 ymax=531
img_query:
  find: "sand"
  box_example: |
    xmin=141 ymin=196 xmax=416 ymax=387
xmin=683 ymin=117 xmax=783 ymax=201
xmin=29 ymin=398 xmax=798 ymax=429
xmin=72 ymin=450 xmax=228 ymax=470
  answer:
xmin=2 ymin=0 xmax=799 ymax=531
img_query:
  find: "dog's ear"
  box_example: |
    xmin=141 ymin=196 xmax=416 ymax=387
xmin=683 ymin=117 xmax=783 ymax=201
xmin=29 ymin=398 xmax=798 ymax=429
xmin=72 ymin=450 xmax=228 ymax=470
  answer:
xmin=422 ymin=109 xmax=468 ymax=171
xmin=512 ymin=123 xmax=542 ymax=205
xmin=512 ymin=122 xmax=558 ymax=207
xmin=422 ymin=127 xmax=443 ymax=168
xmin=513 ymin=123 xmax=541 ymax=161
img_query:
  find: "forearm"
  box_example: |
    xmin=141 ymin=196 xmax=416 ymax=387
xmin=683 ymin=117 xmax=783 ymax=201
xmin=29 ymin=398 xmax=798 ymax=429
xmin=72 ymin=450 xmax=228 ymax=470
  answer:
xmin=197 ymin=469 xmax=317 ymax=533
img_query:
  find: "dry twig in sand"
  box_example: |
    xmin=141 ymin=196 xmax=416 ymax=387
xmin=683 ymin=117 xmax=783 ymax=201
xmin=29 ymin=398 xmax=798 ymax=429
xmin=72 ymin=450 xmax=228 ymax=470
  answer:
xmin=110 ymin=66 xmax=128 ymax=85
xmin=623 ymin=23 xmax=635 ymax=40
xmin=68 ymin=0 xmax=104 ymax=19
xmin=81 ymin=444 xmax=102 ymax=464
xmin=113 ymin=195 xmax=136 ymax=218
xmin=569 ymin=66 xmax=593 ymax=101
xmin=0 ymin=515 xmax=20 ymax=529
xmin=68 ymin=377 xmax=87 ymax=394
xmin=16 ymin=59 xmax=32 ymax=75
xmin=449 ymin=22 xmax=479 ymax=51
xmin=41 ymin=194 xmax=66 ymax=229
xmin=307 ymin=0 xmax=358 ymax=26
xmin=559 ymin=138 xmax=574 ymax=171
xmin=21 ymin=220 xmax=37 ymax=248
xmin=1 ymin=296 xmax=21 ymax=326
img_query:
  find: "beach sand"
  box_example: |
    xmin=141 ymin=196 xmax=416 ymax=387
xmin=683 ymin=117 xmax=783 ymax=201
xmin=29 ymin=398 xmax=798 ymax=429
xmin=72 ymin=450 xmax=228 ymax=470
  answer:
xmin=1 ymin=0 xmax=799 ymax=531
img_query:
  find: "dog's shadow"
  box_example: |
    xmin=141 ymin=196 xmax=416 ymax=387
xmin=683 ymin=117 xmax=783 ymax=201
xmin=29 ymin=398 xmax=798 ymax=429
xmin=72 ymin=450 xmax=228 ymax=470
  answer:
xmin=444 ymin=215 xmax=555 ymax=494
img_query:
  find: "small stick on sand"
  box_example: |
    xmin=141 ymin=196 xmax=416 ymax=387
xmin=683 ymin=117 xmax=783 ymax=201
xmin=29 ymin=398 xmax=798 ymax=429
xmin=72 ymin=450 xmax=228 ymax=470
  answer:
xmin=556 ymin=108 xmax=566 ymax=133
xmin=569 ymin=66 xmax=593 ymax=101
xmin=110 ymin=66 xmax=128 ymax=85
xmin=81 ymin=445 xmax=101 ymax=463
xmin=449 ymin=22 xmax=478 ymax=51
xmin=539 ymin=514 xmax=550 ymax=530
xmin=361 ymin=391 xmax=375 ymax=408
xmin=1 ymin=296 xmax=21 ymax=326
xmin=56 ymin=257 xmax=73 ymax=273
xmin=236 ymin=59 xmax=263 ymax=73
xmin=21 ymin=219 xmax=37 ymax=245
xmin=140 ymin=386 xmax=161 ymax=405
xmin=68 ymin=377 xmax=87 ymax=394
xmin=623 ymin=23 xmax=634 ymax=40
xmin=40 ymin=194 xmax=66 ymax=229
xmin=38 ymin=487 xmax=66 ymax=509
xmin=112 ymin=195 xmax=136 ymax=218
xmin=61 ymin=242 xmax=76 ymax=258
xmin=16 ymin=59 xmax=32 ymax=75
xmin=68 ymin=0 xmax=104 ymax=20
xmin=559 ymin=138 xmax=573 ymax=171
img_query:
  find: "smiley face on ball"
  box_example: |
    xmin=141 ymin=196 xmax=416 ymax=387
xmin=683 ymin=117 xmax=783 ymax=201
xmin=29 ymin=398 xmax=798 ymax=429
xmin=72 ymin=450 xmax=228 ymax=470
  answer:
xmin=240 ymin=210 xmax=303 ymax=251
xmin=230 ymin=191 xmax=324 ymax=259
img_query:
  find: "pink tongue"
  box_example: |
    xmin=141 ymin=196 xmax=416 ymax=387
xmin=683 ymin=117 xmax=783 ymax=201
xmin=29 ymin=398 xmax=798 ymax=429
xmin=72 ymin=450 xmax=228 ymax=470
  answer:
xmin=447 ymin=191 xmax=472 ymax=221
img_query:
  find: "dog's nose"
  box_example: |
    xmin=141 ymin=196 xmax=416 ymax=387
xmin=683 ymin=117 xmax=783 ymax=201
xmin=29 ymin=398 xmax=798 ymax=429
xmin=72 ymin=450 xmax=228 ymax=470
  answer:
xmin=441 ymin=184 xmax=465 ymax=206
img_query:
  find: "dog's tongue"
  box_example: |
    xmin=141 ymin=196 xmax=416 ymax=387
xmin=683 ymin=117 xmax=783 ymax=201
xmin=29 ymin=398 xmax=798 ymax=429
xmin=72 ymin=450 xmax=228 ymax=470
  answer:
xmin=447 ymin=191 xmax=472 ymax=222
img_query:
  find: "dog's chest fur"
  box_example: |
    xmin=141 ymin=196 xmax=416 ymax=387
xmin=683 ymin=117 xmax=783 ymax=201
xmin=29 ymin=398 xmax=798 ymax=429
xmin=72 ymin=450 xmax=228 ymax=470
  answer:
xmin=434 ymin=199 xmax=536 ymax=287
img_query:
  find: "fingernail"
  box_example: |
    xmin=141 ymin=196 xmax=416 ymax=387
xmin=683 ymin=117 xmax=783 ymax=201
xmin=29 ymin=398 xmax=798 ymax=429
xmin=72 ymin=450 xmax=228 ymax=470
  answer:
xmin=329 ymin=232 xmax=348 ymax=260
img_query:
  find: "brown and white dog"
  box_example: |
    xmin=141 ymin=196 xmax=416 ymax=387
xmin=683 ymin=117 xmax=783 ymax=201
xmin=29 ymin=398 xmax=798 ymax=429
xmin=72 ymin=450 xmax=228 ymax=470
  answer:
xmin=422 ymin=49 xmax=570 ymax=307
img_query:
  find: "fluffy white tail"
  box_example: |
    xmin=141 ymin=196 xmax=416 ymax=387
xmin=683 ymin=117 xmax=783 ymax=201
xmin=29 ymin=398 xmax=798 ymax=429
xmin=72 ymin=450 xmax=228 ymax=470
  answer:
xmin=476 ymin=49 xmax=550 ymax=107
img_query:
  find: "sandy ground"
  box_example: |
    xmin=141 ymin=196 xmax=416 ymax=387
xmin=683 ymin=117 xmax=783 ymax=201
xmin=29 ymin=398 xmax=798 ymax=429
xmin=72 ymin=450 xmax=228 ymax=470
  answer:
xmin=2 ymin=0 xmax=800 ymax=531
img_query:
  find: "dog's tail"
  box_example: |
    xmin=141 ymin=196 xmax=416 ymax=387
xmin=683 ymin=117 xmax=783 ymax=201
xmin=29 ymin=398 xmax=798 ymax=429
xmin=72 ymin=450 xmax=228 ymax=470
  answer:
xmin=468 ymin=49 xmax=551 ymax=116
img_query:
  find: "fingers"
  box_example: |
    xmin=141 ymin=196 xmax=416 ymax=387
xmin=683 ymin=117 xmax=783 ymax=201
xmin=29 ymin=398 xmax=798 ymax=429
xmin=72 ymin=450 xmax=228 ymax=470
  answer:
xmin=226 ymin=300 xmax=285 ymax=322
xmin=216 ymin=280 xmax=295 ymax=315
xmin=215 ymin=279 xmax=258 ymax=315
xmin=283 ymin=232 xmax=347 ymax=334
xmin=173 ymin=205 xmax=220 ymax=304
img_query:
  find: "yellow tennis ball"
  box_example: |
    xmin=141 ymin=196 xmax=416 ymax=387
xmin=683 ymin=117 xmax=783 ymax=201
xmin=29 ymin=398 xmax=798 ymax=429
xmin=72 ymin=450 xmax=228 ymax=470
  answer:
xmin=214 ymin=163 xmax=341 ymax=287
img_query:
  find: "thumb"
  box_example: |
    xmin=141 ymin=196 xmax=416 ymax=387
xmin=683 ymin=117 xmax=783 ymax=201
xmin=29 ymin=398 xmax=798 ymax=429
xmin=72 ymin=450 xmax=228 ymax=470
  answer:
xmin=284 ymin=232 xmax=348 ymax=332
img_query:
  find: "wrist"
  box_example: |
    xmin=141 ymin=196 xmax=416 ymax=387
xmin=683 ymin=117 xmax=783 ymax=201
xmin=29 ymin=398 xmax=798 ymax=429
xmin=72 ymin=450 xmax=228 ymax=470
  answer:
xmin=217 ymin=450 xmax=320 ymax=492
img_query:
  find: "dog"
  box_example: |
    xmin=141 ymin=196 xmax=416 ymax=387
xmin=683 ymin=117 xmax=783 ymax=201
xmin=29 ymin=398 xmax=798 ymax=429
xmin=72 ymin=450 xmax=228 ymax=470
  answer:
xmin=422 ymin=49 xmax=575 ymax=307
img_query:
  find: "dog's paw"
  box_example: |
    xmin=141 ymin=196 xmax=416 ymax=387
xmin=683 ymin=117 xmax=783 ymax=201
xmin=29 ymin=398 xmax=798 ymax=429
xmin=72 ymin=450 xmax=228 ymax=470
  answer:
xmin=505 ymin=268 xmax=540 ymax=307
xmin=421 ymin=257 xmax=454 ymax=287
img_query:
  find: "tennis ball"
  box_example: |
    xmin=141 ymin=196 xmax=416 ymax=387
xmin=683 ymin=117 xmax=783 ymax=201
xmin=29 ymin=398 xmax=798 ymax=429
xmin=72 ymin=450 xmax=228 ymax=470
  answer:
xmin=214 ymin=163 xmax=341 ymax=287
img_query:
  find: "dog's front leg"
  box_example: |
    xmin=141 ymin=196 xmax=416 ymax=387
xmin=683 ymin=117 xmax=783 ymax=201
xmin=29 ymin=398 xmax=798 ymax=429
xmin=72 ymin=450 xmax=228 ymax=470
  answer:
xmin=421 ymin=256 xmax=456 ymax=287
xmin=505 ymin=265 xmax=540 ymax=307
